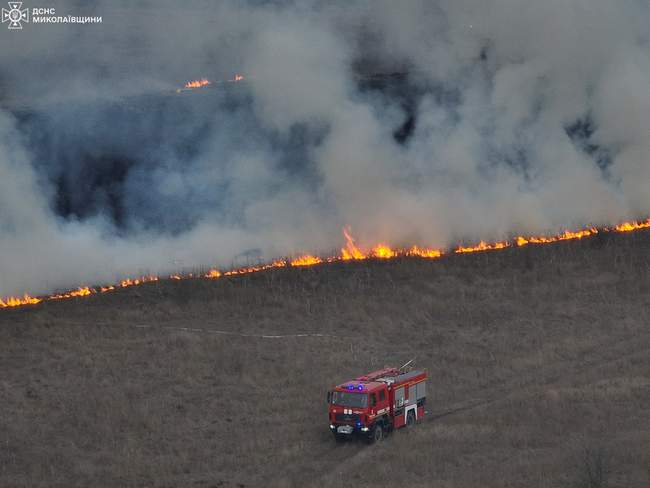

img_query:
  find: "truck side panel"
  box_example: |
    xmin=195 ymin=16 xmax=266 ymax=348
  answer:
xmin=390 ymin=375 xmax=426 ymax=428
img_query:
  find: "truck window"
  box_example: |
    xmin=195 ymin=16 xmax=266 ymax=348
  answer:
xmin=416 ymin=381 xmax=426 ymax=400
xmin=370 ymin=393 xmax=377 ymax=406
xmin=408 ymin=385 xmax=416 ymax=403
xmin=379 ymin=390 xmax=385 ymax=402
xmin=331 ymin=391 xmax=368 ymax=408
xmin=394 ymin=387 xmax=404 ymax=407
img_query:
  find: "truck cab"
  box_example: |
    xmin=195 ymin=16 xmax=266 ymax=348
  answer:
xmin=328 ymin=381 xmax=390 ymax=443
xmin=327 ymin=367 xmax=427 ymax=443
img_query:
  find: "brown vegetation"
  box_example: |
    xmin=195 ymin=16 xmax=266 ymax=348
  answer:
xmin=1 ymin=230 xmax=650 ymax=487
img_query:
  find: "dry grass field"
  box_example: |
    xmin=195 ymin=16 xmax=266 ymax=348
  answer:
xmin=2 ymin=230 xmax=650 ymax=487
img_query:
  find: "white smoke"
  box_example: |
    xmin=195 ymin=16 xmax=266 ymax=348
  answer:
xmin=1 ymin=0 xmax=649 ymax=297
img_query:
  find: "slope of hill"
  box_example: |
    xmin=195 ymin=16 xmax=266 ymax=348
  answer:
xmin=2 ymin=230 xmax=650 ymax=487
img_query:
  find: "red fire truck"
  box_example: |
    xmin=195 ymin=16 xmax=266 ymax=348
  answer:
xmin=327 ymin=366 xmax=427 ymax=443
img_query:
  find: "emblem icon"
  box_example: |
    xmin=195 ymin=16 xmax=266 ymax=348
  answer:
xmin=2 ymin=2 xmax=29 ymax=29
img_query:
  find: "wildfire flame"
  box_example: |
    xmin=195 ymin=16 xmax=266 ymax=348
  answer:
xmin=516 ymin=228 xmax=598 ymax=247
xmin=455 ymin=240 xmax=510 ymax=254
xmin=290 ymin=255 xmax=322 ymax=266
xmin=341 ymin=227 xmax=365 ymax=260
xmin=2 ymin=218 xmax=650 ymax=310
xmin=341 ymin=227 xmax=438 ymax=260
xmin=0 ymin=294 xmax=42 ymax=308
xmin=223 ymin=260 xmax=287 ymax=277
xmin=615 ymin=219 xmax=650 ymax=232
xmin=407 ymin=246 xmax=443 ymax=259
xmin=372 ymin=244 xmax=397 ymax=259
xmin=50 ymin=287 xmax=93 ymax=300
xmin=180 ymin=74 xmax=244 ymax=92
xmin=120 ymin=276 xmax=158 ymax=288
xmin=184 ymin=78 xmax=211 ymax=89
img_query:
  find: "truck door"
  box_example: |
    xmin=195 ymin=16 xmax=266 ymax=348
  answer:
xmin=378 ymin=388 xmax=387 ymax=412
xmin=374 ymin=387 xmax=388 ymax=417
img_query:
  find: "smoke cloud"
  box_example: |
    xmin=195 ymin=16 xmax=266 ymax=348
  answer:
xmin=1 ymin=0 xmax=649 ymax=297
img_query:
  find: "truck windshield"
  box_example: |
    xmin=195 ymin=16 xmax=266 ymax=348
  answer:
xmin=331 ymin=391 xmax=368 ymax=408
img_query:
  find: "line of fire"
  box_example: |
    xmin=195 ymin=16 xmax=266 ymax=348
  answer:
xmin=2 ymin=218 xmax=650 ymax=310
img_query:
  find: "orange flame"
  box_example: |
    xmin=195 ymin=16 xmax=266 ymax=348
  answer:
xmin=455 ymin=240 xmax=510 ymax=254
xmin=341 ymin=227 xmax=365 ymax=260
xmin=184 ymin=78 xmax=211 ymax=89
xmin=230 ymin=74 xmax=245 ymax=82
xmin=290 ymin=255 xmax=322 ymax=266
xmin=205 ymin=269 xmax=221 ymax=279
xmin=0 ymin=294 xmax=42 ymax=308
xmin=372 ymin=244 xmax=396 ymax=259
xmin=615 ymin=219 xmax=650 ymax=232
xmin=50 ymin=287 xmax=93 ymax=300
xmin=120 ymin=276 xmax=159 ymax=288
xmin=407 ymin=246 xmax=443 ymax=259
xmin=516 ymin=228 xmax=598 ymax=246
xmin=223 ymin=260 xmax=287 ymax=277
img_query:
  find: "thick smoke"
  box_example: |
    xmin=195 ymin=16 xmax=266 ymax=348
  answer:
xmin=1 ymin=0 xmax=649 ymax=297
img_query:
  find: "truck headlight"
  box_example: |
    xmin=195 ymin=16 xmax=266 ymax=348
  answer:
xmin=330 ymin=424 xmax=335 ymax=429
xmin=361 ymin=427 xmax=369 ymax=432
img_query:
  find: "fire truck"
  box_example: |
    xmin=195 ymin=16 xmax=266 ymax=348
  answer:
xmin=327 ymin=365 xmax=427 ymax=443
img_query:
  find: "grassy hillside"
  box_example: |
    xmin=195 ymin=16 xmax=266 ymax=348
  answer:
xmin=2 ymin=230 xmax=650 ymax=487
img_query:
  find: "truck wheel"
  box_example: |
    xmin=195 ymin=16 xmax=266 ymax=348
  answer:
xmin=368 ymin=424 xmax=383 ymax=444
xmin=406 ymin=411 xmax=415 ymax=428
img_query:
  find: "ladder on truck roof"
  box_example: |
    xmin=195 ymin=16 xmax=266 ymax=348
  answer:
xmin=355 ymin=367 xmax=400 ymax=382
xmin=356 ymin=369 xmax=425 ymax=387
xmin=355 ymin=359 xmax=418 ymax=383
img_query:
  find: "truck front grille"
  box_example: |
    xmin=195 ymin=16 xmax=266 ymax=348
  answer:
xmin=335 ymin=413 xmax=361 ymax=423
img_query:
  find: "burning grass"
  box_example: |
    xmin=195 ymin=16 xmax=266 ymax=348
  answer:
xmin=3 ymin=218 xmax=650 ymax=311
xmin=184 ymin=78 xmax=211 ymax=89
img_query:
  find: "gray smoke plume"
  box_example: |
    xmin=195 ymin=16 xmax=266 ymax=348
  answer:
xmin=1 ymin=0 xmax=649 ymax=297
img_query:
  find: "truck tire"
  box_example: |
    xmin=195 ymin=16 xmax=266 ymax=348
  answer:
xmin=406 ymin=411 xmax=415 ymax=428
xmin=368 ymin=424 xmax=383 ymax=444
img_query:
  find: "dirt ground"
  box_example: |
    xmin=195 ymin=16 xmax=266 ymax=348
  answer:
xmin=2 ymin=230 xmax=650 ymax=487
